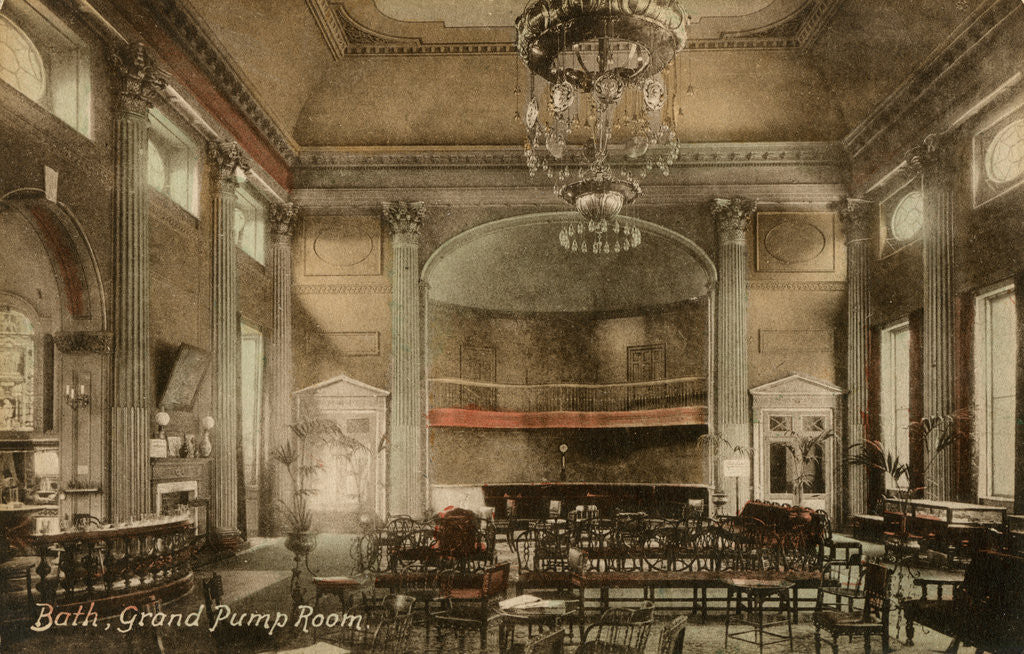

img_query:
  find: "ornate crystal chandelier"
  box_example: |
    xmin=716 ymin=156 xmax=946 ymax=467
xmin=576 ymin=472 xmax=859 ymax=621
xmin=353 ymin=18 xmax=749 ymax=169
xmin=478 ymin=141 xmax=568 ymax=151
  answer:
xmin=515 ymin=0 xmax=689 ymax=254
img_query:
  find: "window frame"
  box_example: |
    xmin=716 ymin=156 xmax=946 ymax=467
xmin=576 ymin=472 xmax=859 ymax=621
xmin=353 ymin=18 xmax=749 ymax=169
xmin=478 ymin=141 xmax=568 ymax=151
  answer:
xmin=0 ymin=0 xmax=92 ymax=138
xmin=973 ymin=280 xmax=1017 ymax=501
xmin=233 ymin=184 xmax=267 ymax=265
xmin=762 ymin=410 xmax=832 ymax=501
xmin=147 ymin=108 xmax=200 ymax=217
xmin=879 ymin=320 xmax=912 ymax=491
xmin=974 ymin=102 xmax=1024 ymax=208
xmin=878 ymin=181 xmax=923 ymax=259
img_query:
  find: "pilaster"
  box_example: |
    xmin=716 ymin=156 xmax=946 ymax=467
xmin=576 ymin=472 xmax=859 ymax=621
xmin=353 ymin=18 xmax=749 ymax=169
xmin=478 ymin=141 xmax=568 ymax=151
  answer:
xmin=384 ymin=201 xmax=425 ymax=518
xmin=907 ymin=133 xmax=957 ymax=500
xmin=208 ymin=140 xmax=249 ymax=547
xmin=838 ymin=198 xmax=875 ymax=517
xmin=711 ymin=197 xmax=755 ymax=505
xmin=109 ymin=43 xmax=165 ymax=520
xmin=267 ymin=202 xmax=297 ymax=534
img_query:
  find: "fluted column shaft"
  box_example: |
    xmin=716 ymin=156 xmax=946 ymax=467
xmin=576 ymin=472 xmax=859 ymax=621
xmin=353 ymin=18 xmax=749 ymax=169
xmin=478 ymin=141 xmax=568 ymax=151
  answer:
xmin=910 ymin=135 xmax=957 ymax=499
xmin=208 ymin=141 xmax=248 ymax=546
xmin=267 ymin=203 xmax=297 ymax=534
xmin=384 ymin=202 xmax=425 ymax=519
xmin=712 ymin=198 xmax=755 ymax=503
xmin=839 ymin=199 xmax=875 ymax=517
xmin=110 ymin=44 xmax=165 ymax=520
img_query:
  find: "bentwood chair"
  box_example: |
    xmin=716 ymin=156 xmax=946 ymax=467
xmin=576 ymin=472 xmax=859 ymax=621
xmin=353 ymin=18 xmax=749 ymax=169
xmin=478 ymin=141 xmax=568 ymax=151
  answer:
xmin=577 ymin=602 xmax=655 ymax=654
xmin=813 ymin=562 xmax=891 ymax=654
xmin=657 ymin=614 xmax=688 ymax=654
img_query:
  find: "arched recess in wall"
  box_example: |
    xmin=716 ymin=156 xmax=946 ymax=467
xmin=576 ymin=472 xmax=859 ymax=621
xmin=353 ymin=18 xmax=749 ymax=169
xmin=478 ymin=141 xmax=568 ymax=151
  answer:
xmin=0 ymin=188 xmax=107 ymax=333
xmin=421 ymin=212 xmax=719 ymax=496
xmin=0 ymin=188 xmax=110 ymax=517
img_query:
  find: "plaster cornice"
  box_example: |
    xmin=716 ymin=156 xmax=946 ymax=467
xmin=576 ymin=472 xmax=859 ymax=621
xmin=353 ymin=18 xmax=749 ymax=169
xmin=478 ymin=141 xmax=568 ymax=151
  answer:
xmin=842 ymin=0 xmax=1021 ymax=160
xmin=296 ymin=142 xmax=848 ymax=170
xmin=292 ymin=183 xmax=848 ymax=210
xmin=149 ymin=0 xmax=299 ymax=166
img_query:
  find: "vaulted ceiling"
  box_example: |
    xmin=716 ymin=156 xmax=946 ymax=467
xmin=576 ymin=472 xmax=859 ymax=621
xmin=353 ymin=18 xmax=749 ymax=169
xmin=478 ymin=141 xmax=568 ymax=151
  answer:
xmin=174 ymin=0 xmax=969 ymax=150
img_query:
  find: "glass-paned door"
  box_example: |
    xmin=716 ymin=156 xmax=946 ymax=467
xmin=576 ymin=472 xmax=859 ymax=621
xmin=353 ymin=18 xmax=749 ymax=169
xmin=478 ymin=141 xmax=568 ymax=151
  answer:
xmin=763 ymin=412 xmax=832 ymax=512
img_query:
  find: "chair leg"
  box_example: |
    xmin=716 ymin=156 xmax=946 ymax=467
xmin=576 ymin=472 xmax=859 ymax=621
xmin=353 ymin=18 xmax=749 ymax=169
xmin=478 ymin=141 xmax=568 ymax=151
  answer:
xmin=864 ymin=634 xmax=871 ymax=654
xmin=905 ymin=619 xmax=915 ymax=646
xmin=832 ymin=632 xmax=839 ymax=654
xmin=815 ymin=626 xmax=822 ymax=654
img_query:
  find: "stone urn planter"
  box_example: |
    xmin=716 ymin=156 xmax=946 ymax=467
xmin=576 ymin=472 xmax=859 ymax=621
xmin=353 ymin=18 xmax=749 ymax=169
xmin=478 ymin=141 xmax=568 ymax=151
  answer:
xmin=284 ymin=530 xmax=317 ymax=556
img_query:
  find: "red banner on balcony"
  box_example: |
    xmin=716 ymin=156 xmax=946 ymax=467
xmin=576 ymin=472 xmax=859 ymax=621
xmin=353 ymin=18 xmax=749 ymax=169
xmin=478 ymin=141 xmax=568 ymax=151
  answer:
xmin=427 ymin=406 xmax=707 ymax=429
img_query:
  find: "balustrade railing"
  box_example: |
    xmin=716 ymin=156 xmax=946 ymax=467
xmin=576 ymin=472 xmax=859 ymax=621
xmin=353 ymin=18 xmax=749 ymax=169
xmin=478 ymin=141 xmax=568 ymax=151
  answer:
xmin=26 ymin=516 xmax=197 ymax=611
xmin=428 ymin=377 xmax=707 ymax=413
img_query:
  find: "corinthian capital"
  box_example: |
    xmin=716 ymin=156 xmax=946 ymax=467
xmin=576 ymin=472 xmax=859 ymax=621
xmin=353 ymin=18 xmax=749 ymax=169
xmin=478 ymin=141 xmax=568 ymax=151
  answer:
xmin=269 ymin=203 xmax=298 ymax=237
xmin=207 ymin=140 xmax=250 ymax=185
xmin=383 ymin=201 xmax=425 ymax=236
xmin=835 ymin=198 xmax=876 ymax=243
xmin=711 ymin=197 xmax=755 ymax=242
xmin=110 ymin=42 xmax=166 ymax=116
xmin=904 ymin=132 xmax=952 ymax=177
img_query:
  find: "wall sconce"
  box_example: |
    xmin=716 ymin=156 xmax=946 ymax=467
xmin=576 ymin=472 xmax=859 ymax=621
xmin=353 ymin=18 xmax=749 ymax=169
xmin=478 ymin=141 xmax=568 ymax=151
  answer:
xmin=64 ymin=383 xmax=89 ymax=410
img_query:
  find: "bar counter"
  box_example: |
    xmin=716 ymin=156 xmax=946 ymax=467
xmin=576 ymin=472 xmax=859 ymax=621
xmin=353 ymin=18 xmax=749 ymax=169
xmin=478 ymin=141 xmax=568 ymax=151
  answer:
xmin=482 ymin=482 xmax=712 ymax=521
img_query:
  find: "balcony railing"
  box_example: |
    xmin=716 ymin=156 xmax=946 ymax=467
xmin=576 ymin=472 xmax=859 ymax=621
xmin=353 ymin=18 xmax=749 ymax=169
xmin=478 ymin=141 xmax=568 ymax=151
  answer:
xmin=428 ymin=377 xmax=707 ymax=414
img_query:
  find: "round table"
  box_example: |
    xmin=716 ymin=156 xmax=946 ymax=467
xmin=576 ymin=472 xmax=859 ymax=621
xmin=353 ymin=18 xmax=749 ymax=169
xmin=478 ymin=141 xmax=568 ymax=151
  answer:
xmin=497 ymin=600 xmax=578 ymax=654
xmin=724 ymin=578 xmax=795 ymax=653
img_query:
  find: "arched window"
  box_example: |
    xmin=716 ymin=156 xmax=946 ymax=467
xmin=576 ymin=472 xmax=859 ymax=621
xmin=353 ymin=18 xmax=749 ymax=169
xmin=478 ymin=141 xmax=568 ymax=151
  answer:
xmin=985 ymin=118 xmax=1024 ymax=185
xmin=890 ymin=190 xmax=923 ymax=242
xmin=0 ymin=3 xmax=91 ymax=136
xmin=0 ymin=14 xmax=46 ymax=103
xmin=0 ymin=307 xmax=35 ymax=431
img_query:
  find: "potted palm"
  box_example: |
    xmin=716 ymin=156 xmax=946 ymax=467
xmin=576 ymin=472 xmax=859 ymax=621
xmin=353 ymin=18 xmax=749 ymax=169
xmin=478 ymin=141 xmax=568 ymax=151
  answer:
xmin=779 ymin=428 xmax=835 ymax=507
xmin=272 ymin=418 xmax=330 ymax=555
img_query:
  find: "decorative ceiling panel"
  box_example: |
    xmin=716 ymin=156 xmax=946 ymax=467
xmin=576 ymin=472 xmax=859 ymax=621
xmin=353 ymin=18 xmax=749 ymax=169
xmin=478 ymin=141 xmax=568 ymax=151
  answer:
xmin=306 ymin=0 xmax=842 ymax=58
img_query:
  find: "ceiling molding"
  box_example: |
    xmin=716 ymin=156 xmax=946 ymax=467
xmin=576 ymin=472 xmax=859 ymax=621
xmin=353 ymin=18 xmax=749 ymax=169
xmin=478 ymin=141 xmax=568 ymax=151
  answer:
xmin=296 ymin=142 xmax=848 ymax=170
xmin=292 ymin=183 xmax=848 ymax=210
xmin=151 ymin=0 xmax=299 ymax=166
xmin=842 ymin=0 xmax=1021 ymax=160
xmin=690 ymin=0 xmax=841 ymax=51
xmin=309 ymin=0 xmax=842 ymax=56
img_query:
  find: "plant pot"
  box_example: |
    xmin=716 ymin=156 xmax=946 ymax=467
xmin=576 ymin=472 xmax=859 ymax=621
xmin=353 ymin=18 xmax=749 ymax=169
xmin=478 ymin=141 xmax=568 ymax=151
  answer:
xmin=284 ymin=530 xmax=317 ymax=556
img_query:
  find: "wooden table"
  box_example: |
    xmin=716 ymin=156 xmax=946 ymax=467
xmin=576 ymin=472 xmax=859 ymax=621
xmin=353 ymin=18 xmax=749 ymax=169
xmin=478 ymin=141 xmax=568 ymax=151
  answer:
xmin=497 ymin=599 xmax=578 ymax=653
xmin=725 ymin=578 xmax=796 ymax=653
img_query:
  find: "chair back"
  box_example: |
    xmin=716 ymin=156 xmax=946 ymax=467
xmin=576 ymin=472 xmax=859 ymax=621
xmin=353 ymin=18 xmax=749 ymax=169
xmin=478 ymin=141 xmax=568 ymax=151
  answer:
xmin=861 ymin=562 xmax=891 ymax=621
xmin=524 ymin=627 xmax=566 ymax=654
xmin=658 ymin=614 xmax=688 ymax=654
xmin=515 ymin=527 xmax=570 ymax=575
xmin=583 ymin=601 xmax=655 ymax=652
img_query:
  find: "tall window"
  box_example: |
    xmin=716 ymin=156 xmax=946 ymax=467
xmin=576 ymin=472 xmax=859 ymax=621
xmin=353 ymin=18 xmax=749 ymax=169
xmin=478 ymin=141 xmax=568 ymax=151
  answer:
xmin=880 ymin=321 xmax=911 ymax=489
xmin=148 ymin=109 xmax=200 ymax=215
xmin=239 ymin=322 xmax=264 ymax=490
xmin=974 ymin=283 xmax=1017 ymax=499
xmin=234 ymin=186 xmax=266 ymax=264
xmin=0 ymin=307 xmax=35 ymax=432
xmin=0 ymin=2 xmax=91 ymax=136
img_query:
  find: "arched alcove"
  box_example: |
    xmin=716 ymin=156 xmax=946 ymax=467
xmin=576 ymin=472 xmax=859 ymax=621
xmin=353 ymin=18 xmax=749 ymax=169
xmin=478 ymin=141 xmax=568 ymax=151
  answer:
xmin=422 ymin=212 xmax=717 ymax=510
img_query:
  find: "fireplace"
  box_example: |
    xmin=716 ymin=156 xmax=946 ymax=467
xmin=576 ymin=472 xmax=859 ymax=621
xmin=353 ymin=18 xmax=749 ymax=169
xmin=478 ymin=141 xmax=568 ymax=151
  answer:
xmin=153 ymin=479 xmax=199 ymax=534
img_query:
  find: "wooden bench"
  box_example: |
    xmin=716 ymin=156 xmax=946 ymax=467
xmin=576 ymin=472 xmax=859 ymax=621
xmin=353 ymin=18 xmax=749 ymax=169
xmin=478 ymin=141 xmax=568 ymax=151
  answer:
xmin=903 ymin=550 xmax=1024 ymax=653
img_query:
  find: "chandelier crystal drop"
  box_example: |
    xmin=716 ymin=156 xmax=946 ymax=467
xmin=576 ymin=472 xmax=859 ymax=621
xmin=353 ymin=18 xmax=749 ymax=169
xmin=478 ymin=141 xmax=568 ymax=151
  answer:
xmin=515 ymin=0 xmax=689 ymax=253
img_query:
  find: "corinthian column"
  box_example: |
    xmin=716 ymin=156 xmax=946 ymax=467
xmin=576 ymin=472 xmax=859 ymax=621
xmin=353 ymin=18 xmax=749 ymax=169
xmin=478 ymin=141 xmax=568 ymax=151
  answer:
xmin=907 ymin=134 xmax=957 ymax=499
xmin=109 ymin=43 xmax=165 ymax=520
xmin=267 ymin=202 xmax=297 ymax=534
xmin=711 ymin=197 xmax=755 ymax=505
xmin=208 ymin=140 xmax=249 ymax=547
xmin=384 ymin=202 xmax=426 ymax=519
xmin=838 ymin=198 xmax=875 ymax=517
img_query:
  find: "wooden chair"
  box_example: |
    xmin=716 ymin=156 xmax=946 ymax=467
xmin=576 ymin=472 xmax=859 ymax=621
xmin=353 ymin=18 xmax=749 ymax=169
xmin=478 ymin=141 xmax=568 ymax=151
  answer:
xmin=578 ymin=602 xmax=655 ymax=654
xmin=657 ymin=614 xmax=688 ymax=654
xmin=812 ymin=562 xmax=891 ymax=654
xmin=524 ymin=627 xmax=567 ymax=654
xmin=321 ymin=593 xmax=414 ymax=654
xmin=432 ymin=561 xmax=510 ymax=647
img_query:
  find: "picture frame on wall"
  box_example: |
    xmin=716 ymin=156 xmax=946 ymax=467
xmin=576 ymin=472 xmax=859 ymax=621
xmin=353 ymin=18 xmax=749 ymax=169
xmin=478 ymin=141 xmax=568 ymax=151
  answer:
xmin=159 ymin=344 xmax=210 ymax=411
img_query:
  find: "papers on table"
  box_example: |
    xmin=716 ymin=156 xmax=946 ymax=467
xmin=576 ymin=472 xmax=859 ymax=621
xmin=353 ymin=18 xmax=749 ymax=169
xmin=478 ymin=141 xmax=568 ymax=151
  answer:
xmin=499 ymin=594 xmax=566 ymax=611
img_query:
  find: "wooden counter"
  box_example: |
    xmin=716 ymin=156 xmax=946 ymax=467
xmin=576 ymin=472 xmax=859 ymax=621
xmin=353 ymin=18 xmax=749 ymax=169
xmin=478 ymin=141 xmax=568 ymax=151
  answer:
xmin=482 ymin=483 xmax=711 ymax=521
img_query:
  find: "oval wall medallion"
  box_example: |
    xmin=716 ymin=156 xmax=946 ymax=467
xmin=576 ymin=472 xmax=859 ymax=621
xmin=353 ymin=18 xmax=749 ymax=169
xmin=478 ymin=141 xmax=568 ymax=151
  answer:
xmin=312 ymin=225 xmax=375 ymax=268
xmin=763 ymin=220 xmax=826 ymax=264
